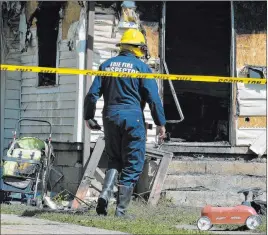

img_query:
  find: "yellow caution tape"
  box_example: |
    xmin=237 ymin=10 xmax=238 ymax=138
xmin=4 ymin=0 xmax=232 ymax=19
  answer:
xmin=0 ymin=64 xmax=266 ymax=85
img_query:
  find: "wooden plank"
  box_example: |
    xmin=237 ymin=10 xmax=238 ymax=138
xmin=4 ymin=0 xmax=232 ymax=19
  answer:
xmin=6 ymin=71 xmax=22 ymax=80
xmin=4 ymin=109 xmax=20 ymax=119
xmin=236 ymin=34 xmax=266 ymax=68
xmin=21 ymin=109 xmax=76 ymax=118
xmin=21 ymin=84 xmax=77 ymax=94
xmin=5 ymin=100 xmax=20 ymax=109
xmin=58 ymin=75 xmax=78 ymax=85
xmin=4 ymin=119 xmax=17 ymax=129
xmin=19 ymin=117 xmax=74 ymax=126
xmin=59 ymin=84 xmax=78 ymax=93
xmin=21 ymin=93 xmax=76 ymax=102
xmin=21 ymin=78 xmax=36 ymax=87
xmin=6 ymin=80 xmax=21 ymax=90
xmin=72 ymin=136 xmax=105 ymax=209
xmin=59 ymin=51 xmax=77 ymax=60
xmin=148 ymin=149 xmax=173 ymax=206
xmin=59 ymin=58 xmax=78 ymax=68
xmin=238 ymin=116 xmax=267 ymax=128
xmin=22 ymin=72 xmax=37 ymax=79
xmin=20 ymin=125 xmax=73 ymax=134
xmin=20 ymin=101 xmax=76 ymax=110
xmin=21 ymin=54 xmax=38 ymax=64
xmin=6 ymin=90 xmax=20 ymax=100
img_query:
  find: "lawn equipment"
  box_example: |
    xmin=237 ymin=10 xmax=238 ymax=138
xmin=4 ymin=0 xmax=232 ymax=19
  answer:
xmin=0 ymin=118 xmax=54 ymax=208
xmin=197 ymin=187 xmax=265 ymax=231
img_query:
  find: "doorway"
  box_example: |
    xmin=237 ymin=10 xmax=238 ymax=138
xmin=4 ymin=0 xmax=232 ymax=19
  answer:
xmin=164 ymin=2 xmax=232 ymax=142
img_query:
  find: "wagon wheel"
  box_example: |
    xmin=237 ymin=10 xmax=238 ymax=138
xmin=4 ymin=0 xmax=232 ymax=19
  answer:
xmin=197 ymin=216 xmax=212 ymax=231
xmin=245 ymin=215 xmax=262 ymax=230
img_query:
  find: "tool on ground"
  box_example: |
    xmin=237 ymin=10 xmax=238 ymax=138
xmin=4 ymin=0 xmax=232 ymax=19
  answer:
xmin=197 ymin=187 xmax=265 ymax=231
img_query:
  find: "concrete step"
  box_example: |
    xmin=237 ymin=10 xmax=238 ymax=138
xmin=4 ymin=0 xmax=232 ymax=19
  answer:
xmin=165 ymin=190 xmax=267 ymax=207
xmin=168 ymin=160 xmax=266 ymax=177
xmin=164 ymin=174 xmax=266 ymax=192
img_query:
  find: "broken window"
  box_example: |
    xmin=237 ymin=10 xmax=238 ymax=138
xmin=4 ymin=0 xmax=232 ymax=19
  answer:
xmin=239 ymin=65 xmax=267 ymax=80
xmin=29 ymin=2 xmax=65 ymax=86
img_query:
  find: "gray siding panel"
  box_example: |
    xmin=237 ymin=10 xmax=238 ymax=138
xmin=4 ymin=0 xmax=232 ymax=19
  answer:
xmin=3 ymin=50 xmax=21 ymax=149
xmin=21 ymin=93 xmax=77 ymax=102
xmin=19 ymin=27 xmax=79 ymax=142
xmin=5 ymin=89 xmax=20 ymax=100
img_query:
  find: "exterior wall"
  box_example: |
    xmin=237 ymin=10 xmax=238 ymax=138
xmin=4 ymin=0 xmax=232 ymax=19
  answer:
xmin=90 ymin=7 xmax=158 ymax=143
xmin=19 ymin=2 xmax=84 ymax=143
xmin=1 ymin=2 xmax=86 ymax=195
xmin=19 ymin=29 xmax=78 ymax=142
xmin=0 ymin=1 xmax=3 ymax=154
xmin=2 ymin=6 xmax=22 ymax=151
xmin=234 ymin=2 xmax=267 ymax=146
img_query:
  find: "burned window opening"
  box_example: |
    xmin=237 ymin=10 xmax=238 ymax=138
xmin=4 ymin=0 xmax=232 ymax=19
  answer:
xmin=33 ymin=2 xmax=65 ymax=86
xmin=164 ymin=2 xmax=231 ymax=143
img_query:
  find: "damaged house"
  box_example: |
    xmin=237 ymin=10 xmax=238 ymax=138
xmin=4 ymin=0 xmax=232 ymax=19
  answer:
xmin=0 ymin=1 xmax=267 ymax=206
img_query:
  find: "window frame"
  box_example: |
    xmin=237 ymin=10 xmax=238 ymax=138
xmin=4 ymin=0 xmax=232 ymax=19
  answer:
xmin=35 ymin=13 xmax=62 ymax=90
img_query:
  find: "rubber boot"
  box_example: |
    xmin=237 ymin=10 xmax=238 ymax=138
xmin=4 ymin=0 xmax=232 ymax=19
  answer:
xmin=96 ymin=169 xmax=118 ymax=216
xmin=115 ymin=185 xmax=134 ymax=218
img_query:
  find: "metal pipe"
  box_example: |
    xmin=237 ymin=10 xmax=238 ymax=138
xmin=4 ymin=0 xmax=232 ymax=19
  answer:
xmin=163 ymin=62 xmax=185 ymax=123
xmin=162 ymin=2 xmax=184 ymax=123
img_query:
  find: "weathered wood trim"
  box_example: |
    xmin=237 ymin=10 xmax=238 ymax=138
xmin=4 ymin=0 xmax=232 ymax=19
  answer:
xmin=147 ymin=148 xmax=173 ymax=206
xmin=0 ymin=1 xmax=4 ymax=154
xmin=0 ymin=73 xmax=5 ymax=155
xmin=83 ymin=2 xmax=95 ymax=167
xmin=74 ymin=7 xmax=86 ymax=143
xmin=33 ymin=18 xmax=61 ymax=90
xmin=229 ymin=1 xmax=237 ymax=147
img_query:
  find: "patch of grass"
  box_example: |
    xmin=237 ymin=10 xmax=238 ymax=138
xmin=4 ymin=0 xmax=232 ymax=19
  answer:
xmin=1 ymin=204 xmax=32 ymax=214
xmin=1 ymin=201 xmax=266 ymax=234
xmin=1 ymin=200 xmax=208 ymax=235
xmin=258 ymin=216 xmax=267 ymax=233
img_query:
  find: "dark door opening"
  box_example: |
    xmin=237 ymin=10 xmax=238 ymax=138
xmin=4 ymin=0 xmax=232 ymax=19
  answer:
xmin=164 ymin=2 xmax=231 ymax=142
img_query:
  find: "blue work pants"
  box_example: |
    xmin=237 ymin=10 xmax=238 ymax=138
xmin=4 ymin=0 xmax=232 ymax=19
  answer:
xmin=103 ymin=105 xmax=146 ymax=187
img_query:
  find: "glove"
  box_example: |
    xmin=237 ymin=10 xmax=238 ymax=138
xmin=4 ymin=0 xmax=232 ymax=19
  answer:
xmin=86 ymin=119 xmax=101 ymax=131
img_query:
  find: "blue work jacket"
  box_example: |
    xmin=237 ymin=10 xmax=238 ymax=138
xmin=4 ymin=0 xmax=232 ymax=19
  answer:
xmin=84 ymin=52 xmax=166 ymax=126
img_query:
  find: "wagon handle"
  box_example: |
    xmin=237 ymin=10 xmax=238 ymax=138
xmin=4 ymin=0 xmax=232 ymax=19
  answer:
xmin=14 ymin=118 xmax=52 ymax=141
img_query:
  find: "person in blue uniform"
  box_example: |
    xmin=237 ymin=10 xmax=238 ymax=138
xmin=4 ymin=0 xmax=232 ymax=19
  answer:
xmin=84 ymin=29 xmax=166 ymax=217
